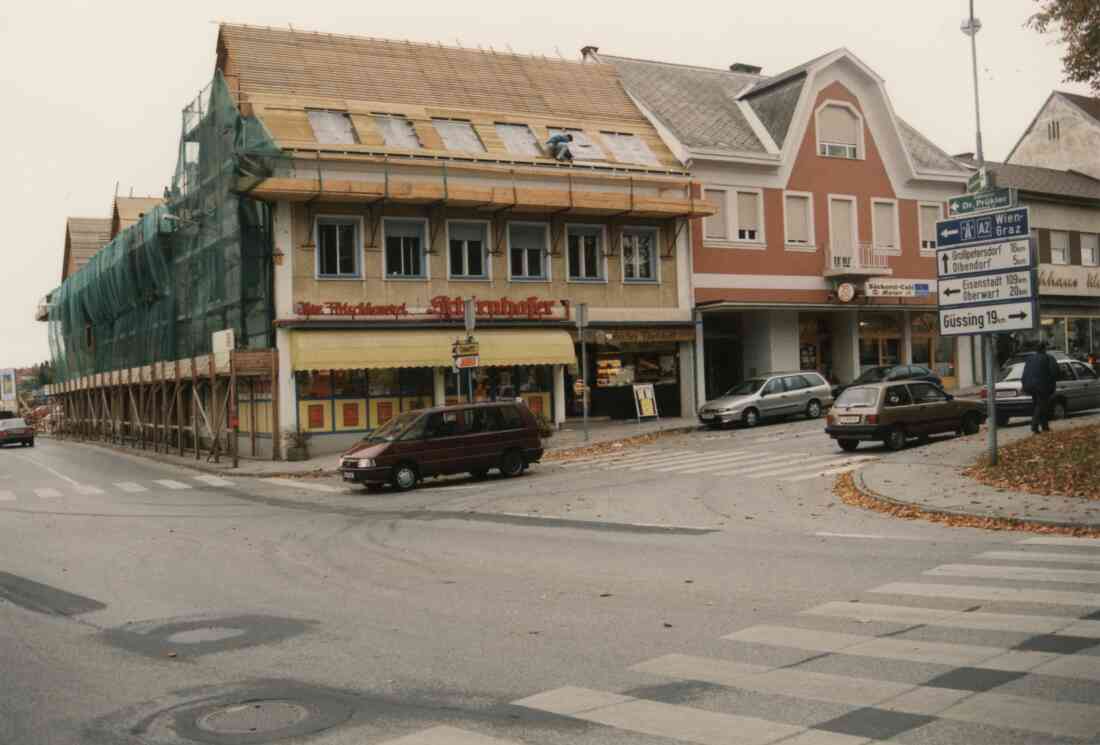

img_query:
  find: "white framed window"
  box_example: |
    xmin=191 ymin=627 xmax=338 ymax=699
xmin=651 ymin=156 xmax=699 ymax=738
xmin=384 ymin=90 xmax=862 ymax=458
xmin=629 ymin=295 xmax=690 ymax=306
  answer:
xmin=827 ymin=194 xmax=858 ymax=271
xmin=703 ymin=188 xmax=727 ymax=240
xmin=919 ymin=202 xmax=943 ymax=254
xmin=447 ymin=221 xmax=489 ymax=280
xmin=315 ymin=216 xmax=362 ymax=279
xmin=495 ymin=123 xmax=541 ymax=157
xmin=1082 ymin=233 xmax=1100 ymax=267
xmin=816 ymin=101 xmax=863 ymax=160
xmin=783 ymin=191 xmax=814 ymax=250
xmin=871 ymin=198 xmax=900 ymax=254
xmin=601 ymin=132 xmax=659 ymax=166
xmin=567 ymin=225 xmax=606 ymax=281
xmin=622 ymin=228 xmax=659 ymax=282
xmin=382 ymin=218 xmax=429 ymax=279
xmin=734 ymin=189 xmax=764 ymax=242
xmin=432 ymin=119 xmax=485 ymax=153
xmin=307 ymin=110 xmax=358 ymax=145
xmin=507 ymin=222 xmax=549 ymax=281
xmin=547 ymin=127 xmax=606 ymax=160
xmin=374 ymin=114 xmax=421 ymax=149
xmin=1051 ymin=230 xmax=1070 ymax=265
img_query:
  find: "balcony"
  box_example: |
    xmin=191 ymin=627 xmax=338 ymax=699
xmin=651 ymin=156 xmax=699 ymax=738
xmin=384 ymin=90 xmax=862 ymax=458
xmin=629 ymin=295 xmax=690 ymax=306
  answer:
xmin=823 ymin=241 xmax=893 ymax=278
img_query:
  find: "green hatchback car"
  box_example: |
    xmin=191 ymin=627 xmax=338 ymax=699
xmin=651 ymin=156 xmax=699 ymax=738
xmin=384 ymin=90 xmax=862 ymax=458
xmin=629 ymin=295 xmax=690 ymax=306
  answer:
xmin=825 ymin=380 xmax=985 ymax=452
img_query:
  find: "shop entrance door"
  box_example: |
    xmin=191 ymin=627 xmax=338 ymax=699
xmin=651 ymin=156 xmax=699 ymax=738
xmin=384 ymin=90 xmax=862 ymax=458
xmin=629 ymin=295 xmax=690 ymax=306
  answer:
xmin=859 ymin=337 xmax=901 ymax=373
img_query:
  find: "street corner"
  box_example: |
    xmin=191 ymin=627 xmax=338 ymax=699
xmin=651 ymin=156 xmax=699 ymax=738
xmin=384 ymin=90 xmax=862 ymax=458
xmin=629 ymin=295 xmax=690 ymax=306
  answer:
xmin=101 ymin=613 xmax=318 ymax=661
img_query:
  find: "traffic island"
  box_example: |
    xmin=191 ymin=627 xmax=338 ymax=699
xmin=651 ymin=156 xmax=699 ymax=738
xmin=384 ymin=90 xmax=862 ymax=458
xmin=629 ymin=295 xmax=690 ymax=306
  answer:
xmin=966 ymin=424 xmax=1100 ymax=500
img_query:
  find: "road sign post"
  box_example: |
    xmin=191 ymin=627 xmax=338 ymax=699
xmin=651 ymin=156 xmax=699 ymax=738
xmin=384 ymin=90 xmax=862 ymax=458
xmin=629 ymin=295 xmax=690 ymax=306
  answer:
xmin=576 ymin=303 xmax=589 ymax=442
xmin=461 ymin=299 xmax=476 ymax=402
xmin=947 ymin=187 xmax=1016 ymax=216
xmin=936 ymin=206 xmax=1037 ymax=467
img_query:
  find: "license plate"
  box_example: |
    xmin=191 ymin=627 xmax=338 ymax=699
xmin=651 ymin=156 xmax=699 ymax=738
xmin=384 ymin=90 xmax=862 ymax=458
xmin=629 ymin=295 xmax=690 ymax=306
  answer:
xmin=342 ymin=472 xmax=356 ymax=482
xmin=838 ymin=415 xmax=861 ymax=424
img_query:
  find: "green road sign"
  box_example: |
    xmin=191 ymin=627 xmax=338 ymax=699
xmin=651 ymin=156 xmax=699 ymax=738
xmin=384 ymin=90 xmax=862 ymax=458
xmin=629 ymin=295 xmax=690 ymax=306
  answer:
xmin=948 ymin=187 xmax=1016 ymax=217
xmin=966 ymin=167 xmax=995 ymax=194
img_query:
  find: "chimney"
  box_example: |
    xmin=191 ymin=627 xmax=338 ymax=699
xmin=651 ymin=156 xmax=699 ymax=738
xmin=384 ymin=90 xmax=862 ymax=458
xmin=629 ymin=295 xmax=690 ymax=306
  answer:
xmin=730 ymin=63 xmax=763 ymax=74
xmin=580 ymin=45 xmax=600 ymax=60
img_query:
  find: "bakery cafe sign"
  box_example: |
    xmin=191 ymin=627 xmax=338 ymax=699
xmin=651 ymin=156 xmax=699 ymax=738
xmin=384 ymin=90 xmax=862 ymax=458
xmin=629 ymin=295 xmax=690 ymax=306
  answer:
xmin=294 ymin=295 xmax=567 ymax=320
xmin=1037 ymin=265 xmax=1100 ymax=298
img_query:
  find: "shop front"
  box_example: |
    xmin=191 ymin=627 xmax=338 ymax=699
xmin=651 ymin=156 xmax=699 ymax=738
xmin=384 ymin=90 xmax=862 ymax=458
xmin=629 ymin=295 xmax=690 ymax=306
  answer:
xmin=993 ymin=265 xmax=1100 ymax=364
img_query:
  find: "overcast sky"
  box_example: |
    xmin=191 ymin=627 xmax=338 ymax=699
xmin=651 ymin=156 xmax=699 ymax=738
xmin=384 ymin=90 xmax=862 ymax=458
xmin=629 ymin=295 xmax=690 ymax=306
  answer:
xmin=0 ymin=0 xmax=1091 ymax=366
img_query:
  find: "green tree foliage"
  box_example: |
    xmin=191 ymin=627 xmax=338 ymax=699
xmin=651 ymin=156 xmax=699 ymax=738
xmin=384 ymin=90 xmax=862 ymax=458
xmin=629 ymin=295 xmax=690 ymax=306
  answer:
xmin=1028 ymin=0 xmax=1100 ymax=93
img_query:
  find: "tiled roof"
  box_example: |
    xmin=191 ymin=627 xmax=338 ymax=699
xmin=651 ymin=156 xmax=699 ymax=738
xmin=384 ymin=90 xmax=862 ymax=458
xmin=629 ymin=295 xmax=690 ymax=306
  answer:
xmin=1060 ymin=91 xmax=1100 ymax=125
xmin=958 ymin=156 xmax=1100 ymax=201
xmin=602 ymin=55 xmax=768 ymax=153
xmin=742 ymin=74 xmax=805 ymax=148
xmin=218 ymin=24 xmax=648 ymax=124
xmin=113 ymin=197 xmax=162 ymax=236
xmin=897 ymin=119 xmax=969 ymax=174
xmin=64 ymin=218 xmax=111 ymax=279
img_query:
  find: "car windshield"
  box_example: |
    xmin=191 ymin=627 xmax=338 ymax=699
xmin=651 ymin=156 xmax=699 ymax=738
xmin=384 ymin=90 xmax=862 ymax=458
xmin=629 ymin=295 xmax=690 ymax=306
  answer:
xmin=361 ymin=411 xmax=421 ymax=443
xmin=723 ymin=378 xmax=766 ymax=397
xmin=0 ymin=419 xmax=27 ymax=429
xmin=998 ymin=362 xmax=1025 ymax=383
xmin=853 ymin=367 xmax=890 ymax=384
xmin=835 ymin=387 xmax=879 ymax=408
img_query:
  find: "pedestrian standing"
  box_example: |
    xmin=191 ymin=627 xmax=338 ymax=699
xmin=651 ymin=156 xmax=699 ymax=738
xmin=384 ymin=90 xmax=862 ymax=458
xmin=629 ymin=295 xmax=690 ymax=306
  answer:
xmin=1021 ymin=342 xmax=1059 ymax=433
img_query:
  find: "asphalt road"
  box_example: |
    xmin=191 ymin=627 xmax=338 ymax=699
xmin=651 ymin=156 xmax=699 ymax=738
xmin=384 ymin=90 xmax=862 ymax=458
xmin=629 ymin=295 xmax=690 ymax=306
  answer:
xmin=1 ymin=421 xmax=1098 ymax=745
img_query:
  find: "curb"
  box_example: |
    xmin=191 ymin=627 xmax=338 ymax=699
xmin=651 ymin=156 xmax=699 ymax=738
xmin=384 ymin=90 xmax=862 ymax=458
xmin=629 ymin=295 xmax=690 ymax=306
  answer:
xmin=846 ymin=468 xmax=1100 ymax=535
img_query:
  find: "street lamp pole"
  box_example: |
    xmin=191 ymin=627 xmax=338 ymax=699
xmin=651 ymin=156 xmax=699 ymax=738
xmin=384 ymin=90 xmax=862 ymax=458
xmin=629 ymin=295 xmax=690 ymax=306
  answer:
xmin=962 ymin=0 xmax=998 ymax=465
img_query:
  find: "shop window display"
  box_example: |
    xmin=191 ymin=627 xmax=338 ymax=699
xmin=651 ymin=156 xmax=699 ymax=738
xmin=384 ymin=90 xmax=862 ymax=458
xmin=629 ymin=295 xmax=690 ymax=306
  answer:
xmin=296 ymin=368 xmax=433 ymax=433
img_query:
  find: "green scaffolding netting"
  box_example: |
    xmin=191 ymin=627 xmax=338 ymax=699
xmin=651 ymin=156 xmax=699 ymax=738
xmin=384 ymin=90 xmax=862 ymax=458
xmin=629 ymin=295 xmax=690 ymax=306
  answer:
xmin=49 ymin=72 xmax=282 ymax=382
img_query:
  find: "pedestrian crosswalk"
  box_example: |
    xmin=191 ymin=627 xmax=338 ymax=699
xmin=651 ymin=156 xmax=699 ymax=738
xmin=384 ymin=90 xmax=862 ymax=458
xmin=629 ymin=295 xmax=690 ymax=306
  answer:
xmin=556 ymin=445 xmax=878 ymax=483
xmin=372 ymin=534 xmax=1100 ymax=744
xmin=0 ymin=475 xmax=238 ymax=503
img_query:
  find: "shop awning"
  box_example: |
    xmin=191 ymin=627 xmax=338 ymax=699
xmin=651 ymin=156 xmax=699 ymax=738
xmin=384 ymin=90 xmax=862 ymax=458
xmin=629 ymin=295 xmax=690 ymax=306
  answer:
xmin=290 ymin=329 xmax=576 ymax=371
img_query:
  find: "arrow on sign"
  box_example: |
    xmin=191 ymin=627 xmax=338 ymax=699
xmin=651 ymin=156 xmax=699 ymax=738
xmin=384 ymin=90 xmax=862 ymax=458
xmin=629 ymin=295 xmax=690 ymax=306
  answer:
xmin=944 ymin=287 xmax=961 ymax=296
xmin=941 ymin=254 xmax=949 ymax=274
xmin=1008 ymin=311 xmax=1028 ymax=321
xmin=940 ymin=228 xmax=959 ymax=239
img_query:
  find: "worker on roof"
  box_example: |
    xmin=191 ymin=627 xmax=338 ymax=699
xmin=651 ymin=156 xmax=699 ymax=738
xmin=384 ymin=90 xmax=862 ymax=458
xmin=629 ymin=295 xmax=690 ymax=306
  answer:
xmin=546 ymin=132 xmax=574 ymax=161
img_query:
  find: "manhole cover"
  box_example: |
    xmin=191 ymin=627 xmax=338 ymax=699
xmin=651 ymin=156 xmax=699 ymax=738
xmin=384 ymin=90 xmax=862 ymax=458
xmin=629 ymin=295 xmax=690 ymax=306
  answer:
xmin=167 ymin=626 xmax=248 ymax=644
xmin=197 ymin=701 xmax=308 ymax=734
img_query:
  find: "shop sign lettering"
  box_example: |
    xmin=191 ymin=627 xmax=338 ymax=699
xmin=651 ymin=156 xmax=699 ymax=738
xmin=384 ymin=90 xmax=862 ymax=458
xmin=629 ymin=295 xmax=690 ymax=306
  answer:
xmin=295 ymin=301 xmax=410 ymax=318
xmin=1037 ymin=265 xmax=1100 ymax=298
xmin=429 ymin=295 xmax=559 ymax=320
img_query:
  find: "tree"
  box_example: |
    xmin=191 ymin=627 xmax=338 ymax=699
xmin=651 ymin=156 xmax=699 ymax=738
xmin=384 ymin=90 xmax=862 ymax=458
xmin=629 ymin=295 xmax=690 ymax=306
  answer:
xmin=1027 ymin=1 xmax=1100 ymax=94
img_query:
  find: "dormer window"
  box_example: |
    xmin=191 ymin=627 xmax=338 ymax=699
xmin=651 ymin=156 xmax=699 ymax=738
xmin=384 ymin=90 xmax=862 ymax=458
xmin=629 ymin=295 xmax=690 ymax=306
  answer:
xmin=816 ymin=103 xmax=862 ymax=160
xmin=374 ymin=114 xmax=421 ymax=149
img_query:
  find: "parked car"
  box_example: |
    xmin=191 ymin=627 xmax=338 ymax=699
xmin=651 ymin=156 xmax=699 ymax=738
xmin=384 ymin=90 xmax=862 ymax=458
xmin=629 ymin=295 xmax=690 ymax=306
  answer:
xmin=0 ymin=418 xmax=34 ymax=448
xmin=698 ymin=371 xmax=833 ymax=428
xmin=830 ymin=365 xmax=942 ymax=399
xmin=825 ymin=380 xmax=986 ymax=452
xmin=988 ymin=353 xmax=1100 ymax=425
xmin=339 ymin=401 xmax=543 ymax=491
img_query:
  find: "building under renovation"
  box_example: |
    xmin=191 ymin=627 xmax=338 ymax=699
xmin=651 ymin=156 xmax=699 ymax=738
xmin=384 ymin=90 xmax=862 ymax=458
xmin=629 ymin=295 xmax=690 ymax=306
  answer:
xmin=48 ymin=24 xmax=711 ymax=459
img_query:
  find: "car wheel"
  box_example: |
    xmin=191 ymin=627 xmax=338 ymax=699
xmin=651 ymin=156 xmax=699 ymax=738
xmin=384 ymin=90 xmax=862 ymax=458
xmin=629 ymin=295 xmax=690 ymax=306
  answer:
xmin=28 ymin=440 xmax=34 ymax=448
xmin=885 ymin=427 xmax=907 ymax=451
xmin=838 ymin=439 xmax=860 ymax=452
xmin=500 ymin=449 xmax=525 ymax=478
xmin=391 ymin=463 xmax=419 ymax=492
xmin=805 ymin=400 xmax=822 ymax=419
xmin=470 ymin=469 xmax=489 ymax=480
xmin=960 ymin=412 xmax=981 ymax=436
xmin=742 ymin=408 xmax=761 ymax=428
xmin=1051 ymin=399 xmax=1068 ymax=421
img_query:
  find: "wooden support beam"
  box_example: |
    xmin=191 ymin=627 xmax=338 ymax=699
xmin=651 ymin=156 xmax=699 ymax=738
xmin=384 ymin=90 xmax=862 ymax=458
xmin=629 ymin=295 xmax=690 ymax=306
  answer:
xmin=270 ymin=349 xmax=281 ymax=462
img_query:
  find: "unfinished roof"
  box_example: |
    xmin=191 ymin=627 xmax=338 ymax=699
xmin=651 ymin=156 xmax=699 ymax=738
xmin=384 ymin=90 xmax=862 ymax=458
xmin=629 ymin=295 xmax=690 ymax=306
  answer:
xmin=63 ymin=218 xmax=111 ymax=280
xmin=604 ymin=55 xmax=768 ymax=153
xmin=215 ymin=24 xmax=684 ymax=172
xmin=112 ymin=196 xmax=163 ymax=237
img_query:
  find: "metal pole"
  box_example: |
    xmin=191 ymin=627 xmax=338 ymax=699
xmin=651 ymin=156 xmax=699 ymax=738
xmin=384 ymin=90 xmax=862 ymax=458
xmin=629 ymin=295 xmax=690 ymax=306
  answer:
xmin=581 ymin=325 xmax=589 ymax=442
xmin=968 ymin=0 xmax=985 ymax=167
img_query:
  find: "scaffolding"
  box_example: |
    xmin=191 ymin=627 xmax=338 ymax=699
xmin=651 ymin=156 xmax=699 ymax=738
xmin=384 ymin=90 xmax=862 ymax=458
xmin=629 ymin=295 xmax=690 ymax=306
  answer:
xmin=47 ymin=72 xmax=284 ymax=462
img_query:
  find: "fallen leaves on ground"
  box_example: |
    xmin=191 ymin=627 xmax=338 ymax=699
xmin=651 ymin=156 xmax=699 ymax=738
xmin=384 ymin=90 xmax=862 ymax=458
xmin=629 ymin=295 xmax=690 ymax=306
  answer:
xmin=965 ymin=425 xmax=1100 ymax=501
xmin=543 ymin=431 xmax=668 ymax=462
xmin=833 ymin=471 xmax=1100 ymax=536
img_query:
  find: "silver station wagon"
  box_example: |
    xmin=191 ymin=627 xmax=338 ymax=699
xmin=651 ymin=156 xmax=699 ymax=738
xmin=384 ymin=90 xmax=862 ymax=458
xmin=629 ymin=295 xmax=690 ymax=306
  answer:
xmin=698 ymin=371 xmax=834 ymax=428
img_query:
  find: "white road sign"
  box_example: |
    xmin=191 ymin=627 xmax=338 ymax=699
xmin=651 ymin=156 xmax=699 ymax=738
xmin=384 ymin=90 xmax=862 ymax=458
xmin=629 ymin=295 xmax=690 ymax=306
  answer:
xmin=939 ymin=300 xmax=1037 ymax=337
xmin=937 ymin=239 xmax=1032 ymax=279
xmin=938 ymin=270 xmax=1035 ymax=308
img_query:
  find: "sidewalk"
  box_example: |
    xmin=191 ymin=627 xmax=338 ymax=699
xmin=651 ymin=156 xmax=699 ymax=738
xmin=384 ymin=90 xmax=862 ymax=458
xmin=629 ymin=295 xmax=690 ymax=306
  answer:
xmin=47 ymin=416 xmax=700 ymax=478
xmin=851 ymin=414 xmax=1100 ymax=530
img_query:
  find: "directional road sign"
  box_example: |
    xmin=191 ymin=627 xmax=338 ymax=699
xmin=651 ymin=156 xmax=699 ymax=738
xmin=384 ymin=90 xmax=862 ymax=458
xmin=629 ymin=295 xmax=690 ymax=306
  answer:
xmin=938 ymin=269 xmax=1035 ymax=308
xmin=937 ymin=238 xmax=1032 ymax=279
xmin=939 ymin=300 xmax=1037 ymax=337
xmin=947 ymin=187 xmax=1016 ymax=217
xmin=936 ymin=207 xmax=1029 ymax=249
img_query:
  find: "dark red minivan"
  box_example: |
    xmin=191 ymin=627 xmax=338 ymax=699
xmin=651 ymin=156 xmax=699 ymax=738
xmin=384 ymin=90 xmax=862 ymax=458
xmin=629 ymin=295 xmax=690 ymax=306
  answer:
xmin=339 ymin=401 xmax=544 ymax=491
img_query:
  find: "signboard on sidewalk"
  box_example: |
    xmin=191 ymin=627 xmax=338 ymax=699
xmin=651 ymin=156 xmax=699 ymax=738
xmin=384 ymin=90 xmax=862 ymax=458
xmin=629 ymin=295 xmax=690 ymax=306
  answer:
xmin=948 ymin=187 xmax=1016 ymax=217
xmin=937 ymin=239 xmax=1032 ymax=279
xmin=939 ymin=300 xmax=1037 ymax=336
xmin=0 ymin=369 xmax=14 ymax=402
xmin=632 ymin=383 xmax=658 ymax=421
xmin=935 ymin=207 xmax=1029 ymax=249
xmin=937 ymin=270 xmax=1035 ymax=307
